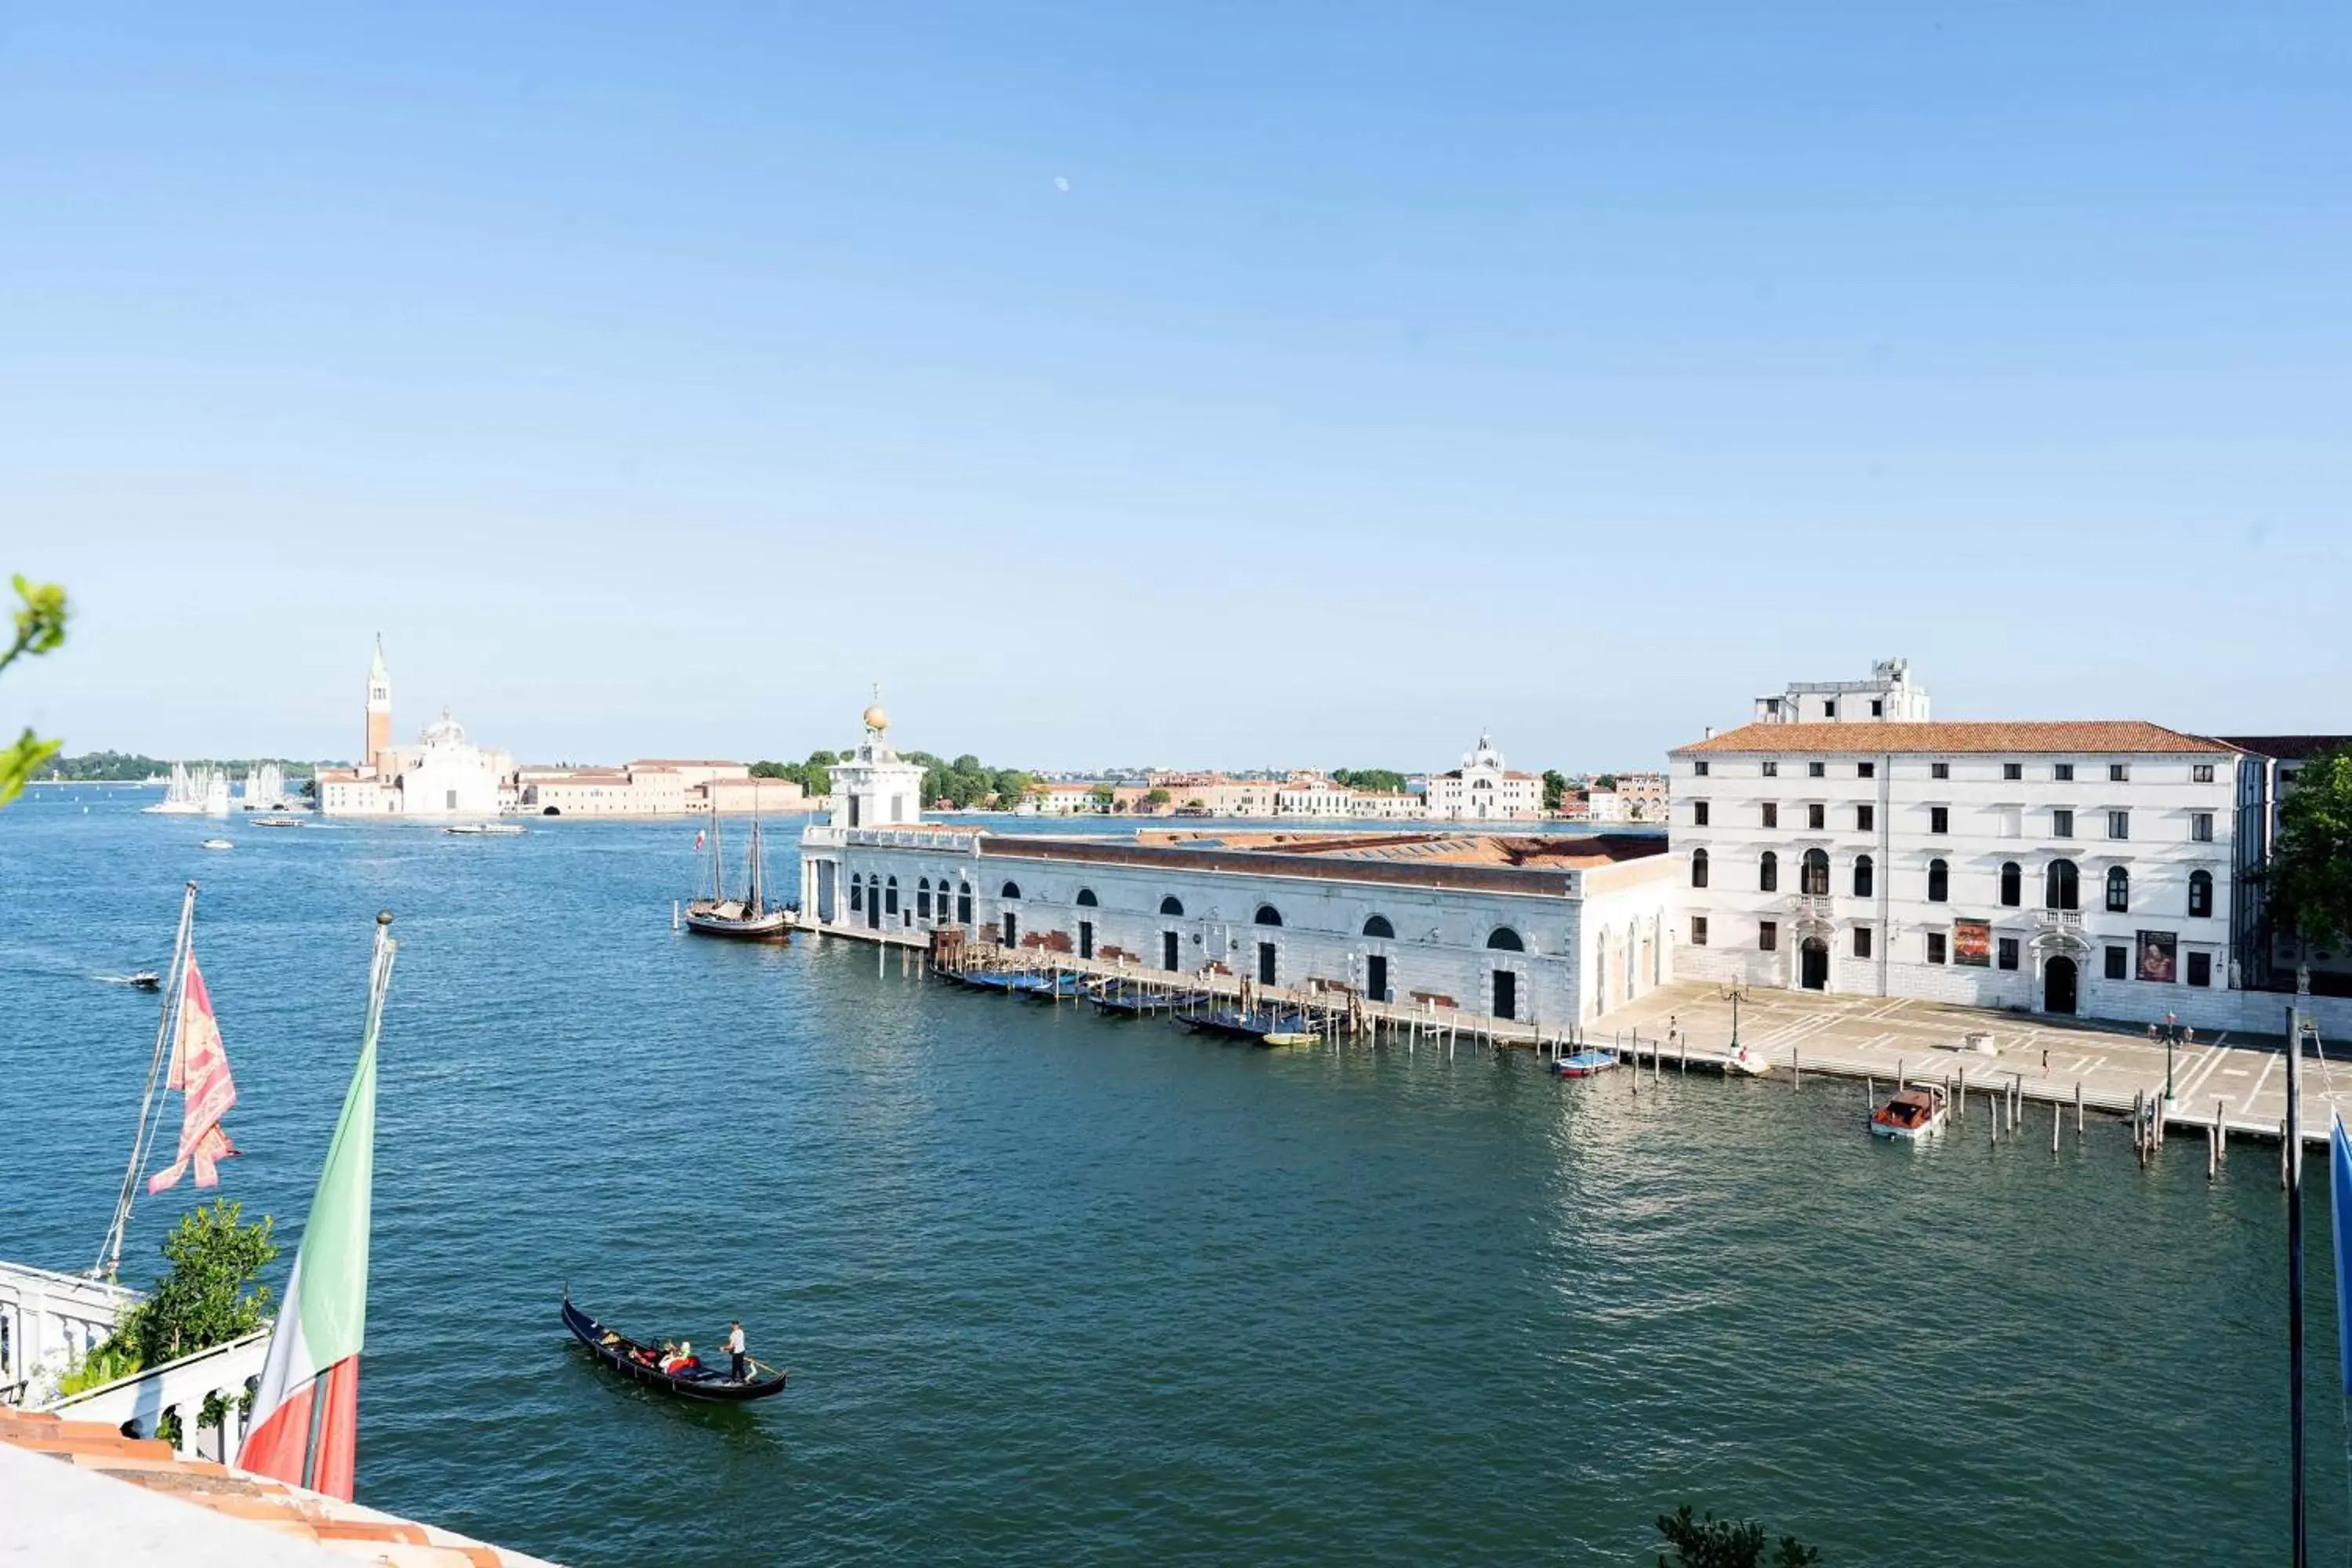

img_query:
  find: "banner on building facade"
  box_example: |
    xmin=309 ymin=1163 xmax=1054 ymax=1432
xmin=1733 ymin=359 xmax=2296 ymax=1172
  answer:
xmin=2136 ymin=930 xmax=2179 ymax=984
xmin=1953 ymin=919 xmax=1992 ymax=967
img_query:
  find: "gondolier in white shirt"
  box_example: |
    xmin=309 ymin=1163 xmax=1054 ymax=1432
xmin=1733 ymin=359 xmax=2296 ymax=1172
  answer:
xmin=725 ymin=1320 xmax=748 ymax=1382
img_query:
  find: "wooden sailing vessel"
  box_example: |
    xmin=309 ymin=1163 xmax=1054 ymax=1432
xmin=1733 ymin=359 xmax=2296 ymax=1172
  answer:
xmin=683 ymin=801 xmax=793 ymax=941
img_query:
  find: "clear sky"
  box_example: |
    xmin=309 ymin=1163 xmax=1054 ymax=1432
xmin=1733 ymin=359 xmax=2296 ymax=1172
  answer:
xmin=3 ymin=2 xmax=2345 ymax=773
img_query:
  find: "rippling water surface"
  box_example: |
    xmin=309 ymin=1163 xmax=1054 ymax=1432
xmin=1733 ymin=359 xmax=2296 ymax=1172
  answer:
xmin=3 ymin=793 xmax=2343 ymax=1565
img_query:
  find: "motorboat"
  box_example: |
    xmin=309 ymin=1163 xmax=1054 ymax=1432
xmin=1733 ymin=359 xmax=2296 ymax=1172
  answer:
xmin=1723 ymin=1041 xmax=1772 ymax=1076
xmin=249 ymin=815 xmax=306 ymax=828
xmin=1870 ymin=1086 xmax=1950 ymax=1140
xmin=1551 ymin=1050 xmax=1617 ymax=1077
xmin=199 ymin=838 xmax=233 ymax=851
xmin=126 ymin=971 xmax=162 ymax=991
xmin=1260 ymin=1030 xmax=1322 ymax=1048
xmin=445 ymin=822 xmax=527 ymax=836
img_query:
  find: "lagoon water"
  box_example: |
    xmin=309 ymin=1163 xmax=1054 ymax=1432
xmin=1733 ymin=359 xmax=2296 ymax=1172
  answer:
xmin=3 ymin=789 xmax=2344 ymax=1565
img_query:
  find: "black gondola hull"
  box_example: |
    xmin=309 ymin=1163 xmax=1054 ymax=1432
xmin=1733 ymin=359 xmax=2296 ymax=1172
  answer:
xmin=561 ymin=1296 xmax=788 ymax=1403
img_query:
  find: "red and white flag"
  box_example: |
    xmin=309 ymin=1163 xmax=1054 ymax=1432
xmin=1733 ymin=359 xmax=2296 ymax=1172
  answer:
xmin=694 ymin=829 xmax=706 ymax=849
xmin=147 ymin=955 xmax=238 ymax=1194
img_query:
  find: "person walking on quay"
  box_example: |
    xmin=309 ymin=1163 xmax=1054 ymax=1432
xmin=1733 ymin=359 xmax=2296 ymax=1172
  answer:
xmin=725 ymin=1320 xmax=748 ymax=1382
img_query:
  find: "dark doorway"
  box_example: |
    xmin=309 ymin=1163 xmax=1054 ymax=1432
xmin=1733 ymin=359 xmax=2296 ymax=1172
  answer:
xmin=1003 ymin=912 xmax=1018 ymax=949
xmin=957 ymin=886 xmax=972 ymax=926
xmin=1079 ymin=920 xmax=1094 ymax=960
xmin=1162 ymin=930 xmax=1180 ymax=972
xmin=866 ymin=882 xmax=880 ymax=930
xmin=1800 ymin=937 xmax=1829 ymax=991
xmin=1257 ymin=942 xmax=1277 ymax=985
xmin=2045 ymin=954 xmax=2078 ymax=1014
xmin=1493 ymin=969 xmax=1517 ymax=1021
xmin=1367 ymin=953 xmax=1388 ymax=1003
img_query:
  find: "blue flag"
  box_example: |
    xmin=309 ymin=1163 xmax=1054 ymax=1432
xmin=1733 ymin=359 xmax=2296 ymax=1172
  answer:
xmin=2333 ymin=1113 xmax=2352 ymax=1395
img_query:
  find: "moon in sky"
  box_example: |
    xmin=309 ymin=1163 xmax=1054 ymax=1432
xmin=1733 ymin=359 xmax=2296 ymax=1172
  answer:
xmin=1053 ymin=176 xmax=1070 ymax=194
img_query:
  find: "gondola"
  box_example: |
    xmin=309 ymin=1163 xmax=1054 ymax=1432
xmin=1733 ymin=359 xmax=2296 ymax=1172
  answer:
xmin=561 ymin=1294 xmax=789 ymax=1403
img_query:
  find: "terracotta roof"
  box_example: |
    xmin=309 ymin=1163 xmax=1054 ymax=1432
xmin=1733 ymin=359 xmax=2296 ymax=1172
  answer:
xmin=1672 ymin=720 xmax=2235 ymax=757
xmin=2219 ymin=735 xmax=2352 ymax=762
xmin=0 ymin=1409 xmax=561 ymax=1566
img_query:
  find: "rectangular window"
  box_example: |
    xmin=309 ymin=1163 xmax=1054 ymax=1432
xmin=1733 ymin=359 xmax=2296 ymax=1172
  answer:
xmin=1762 ymin=760 xmax=1779 ymax=778
xmin=1761 ymin=802 xmax=1779 ymax=829
xmin=1853 ymin=927 xmax=1873 ymax=959
xmin=1693 ymin=801 xmax=1710 ymax=827
xmin=2053 ymin=809 xmax=2074 ymax=838
xmin=1857 ymin=804 xmax=1875 ymax=831
xmin=1759 ymin=920 xmax=1778 ymax=953
xmin=2191 ymin=812 xmax=2213 ymax=843
xmin=1931 ymin=761 xmax=1950 ymax=780
xmin=1998 ymin=937 xmax=2020 ymax=971
xmin=2055 ymin=763 xmax=2075 ymax=782
xmin=1930 ymin=806 xmax=1950 ymax=834
xmin=1824 ymin=701 xmax=1837 ymax=718
xmin=2110 ymin=764 xmax=2129 ymax=782
xmin=1808 ymin=803 xmax=1825 ymax=830
xmin=1808 ymin=761 xmax=1825 ymax=779
xmin=1857 ymin=761 xmax=1876 ymax=778
xmin=2193 ymin=764 xmax=2214 ymax=783
xmin=1691 ymin=916 xmax=1708 ymax=946
xmin=1694 ymin=760 xmax=1710 ymax=778
xmin=2187 ymin=951 xmax=2212 ymax=987
xmin=2107 ymin=811 xmax=2128 ymax=839
xmin=2003 ymin=763 xmax=2022 ymax=781
xmin=2104 ymin=946 xmax=2129 ymax=981
xmin=1871 ymin=699 xmax=1884 ymax=717
xmin=1927 ymin=932 xmax=1947 ymax=964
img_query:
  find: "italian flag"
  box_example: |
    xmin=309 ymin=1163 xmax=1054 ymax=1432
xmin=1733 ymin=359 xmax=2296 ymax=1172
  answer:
xmin=237 ymin=1008 xmax=379 ymax=1499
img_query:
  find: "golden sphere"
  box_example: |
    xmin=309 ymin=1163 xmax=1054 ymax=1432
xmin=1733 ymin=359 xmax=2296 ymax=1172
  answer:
xmin=862 ymin=703 xmax=888 ymax=731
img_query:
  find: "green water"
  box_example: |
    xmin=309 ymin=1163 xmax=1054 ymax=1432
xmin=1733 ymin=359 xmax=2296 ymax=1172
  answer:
xmin=2 ymin=793 xmax=2341 ymax=1564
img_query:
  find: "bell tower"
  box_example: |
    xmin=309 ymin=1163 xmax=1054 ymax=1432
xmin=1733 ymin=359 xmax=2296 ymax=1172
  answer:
xmin=365 ymin=635 xmax=393 ymax=774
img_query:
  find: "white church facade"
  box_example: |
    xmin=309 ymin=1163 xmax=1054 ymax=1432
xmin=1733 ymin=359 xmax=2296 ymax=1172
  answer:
xmin=1420 ymin=732 xmax=1542 ymax=821
xmin=315 ymin=638 xmax=517 ymax=818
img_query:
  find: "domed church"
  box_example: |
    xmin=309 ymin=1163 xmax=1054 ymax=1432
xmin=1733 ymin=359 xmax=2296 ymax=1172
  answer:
xmin=316 ymin=637 xmax=517 ymax=816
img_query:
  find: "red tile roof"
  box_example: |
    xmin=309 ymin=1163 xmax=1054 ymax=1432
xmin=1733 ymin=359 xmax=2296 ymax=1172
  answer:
xmin=1672 ymin=720 xmax=2234 ymax=757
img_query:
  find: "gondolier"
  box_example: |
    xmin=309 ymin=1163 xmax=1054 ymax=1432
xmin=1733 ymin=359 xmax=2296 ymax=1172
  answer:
xmin=725 ymin=1320 xmax=747 ymax=1382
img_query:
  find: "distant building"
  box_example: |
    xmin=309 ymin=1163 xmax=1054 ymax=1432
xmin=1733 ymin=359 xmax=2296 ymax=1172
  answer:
xmin=317 ymin=638 xmax=516 ymax=817
xmin=1422 ymin=733 xmax=1541 ymax=821
xmin=1614 ymin=771 xmax=1670 ymax=823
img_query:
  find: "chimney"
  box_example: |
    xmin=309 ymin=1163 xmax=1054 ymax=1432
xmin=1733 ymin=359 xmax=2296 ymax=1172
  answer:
xmin=1704 ymin=726 xmax=1715 ymax=740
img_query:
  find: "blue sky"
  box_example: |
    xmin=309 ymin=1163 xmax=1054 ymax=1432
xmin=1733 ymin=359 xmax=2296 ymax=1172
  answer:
xmin=3 ymin=2 xmax=2345 ymax=772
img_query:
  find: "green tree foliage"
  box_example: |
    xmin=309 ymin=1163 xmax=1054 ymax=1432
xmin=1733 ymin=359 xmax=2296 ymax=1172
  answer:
xmin=749 ymin=750 xmax=840 ymax=797
xmin=901 ymin=750 xmax=1036 ymax=810
xmin=1541 ymin=769 xmax=1569 ymax=812
xmin=1656 ymin=1504 xmax=1820 ymax=1567
xmin=45 ymin=752 xmax=322 ymax=783
xmin=118 ymin=1201 xmax=278 ymax=1367
xmin=1332 ymin=768 xmax=1406 ymax=794
xmin=1145 ymin=786 xmax=1172 ymax=808
xmin=2 ymin=573 xmax=70 ymax=806
xmin=1089 ymin=783 xmax=1116 ymax=811
xmin=1595 ymin=773 xmax=1619 ymax=791
xmin=2264 ymin=747 xmax=2352 ymax=955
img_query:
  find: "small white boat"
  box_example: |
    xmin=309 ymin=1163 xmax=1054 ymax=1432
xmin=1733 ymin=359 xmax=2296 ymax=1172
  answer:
xmin=199 ymin=837 xmax=234 ymax=851
xmin=446 ymin=821 xmax=527 ymax=836
xmin=1870 ymin=1086 xmax=1949 ymax=1141
xmin=250 ymin=815 xmax=306 ymax=828
xmin=1260 ymin=1030 xmax=1322 ymax=1048
xmin=1723 ymin=1041 xmax=1772 ymax=1077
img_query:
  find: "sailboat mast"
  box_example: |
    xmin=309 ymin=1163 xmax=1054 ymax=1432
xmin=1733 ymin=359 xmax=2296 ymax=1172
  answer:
xmin=96 ymin=880 xmax=198 ymax=1280
xmin=708 ymin=800 xmax=723 ymax=902
xmin=747 ymin=793 xmax=764 ymax=913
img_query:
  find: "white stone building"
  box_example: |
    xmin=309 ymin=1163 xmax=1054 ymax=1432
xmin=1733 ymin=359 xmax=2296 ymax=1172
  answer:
xmin=1752 ymin=657 xmax=1931 ymax=726
xmin=317 ymin=641 xmax=516 ymax=817
xmin=1422 ymin=733 xmax=1542 ymax=822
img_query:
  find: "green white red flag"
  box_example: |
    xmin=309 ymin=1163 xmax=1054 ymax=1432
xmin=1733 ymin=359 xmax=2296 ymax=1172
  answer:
xmin=238 ymin=927 xmax=392 ymax=1500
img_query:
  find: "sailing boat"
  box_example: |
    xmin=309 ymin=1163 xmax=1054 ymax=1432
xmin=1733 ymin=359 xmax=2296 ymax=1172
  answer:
xmin=683 ymin=797 xmax=793 ymax=942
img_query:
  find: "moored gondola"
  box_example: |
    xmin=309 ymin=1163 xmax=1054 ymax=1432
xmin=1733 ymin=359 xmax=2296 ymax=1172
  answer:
xmin=561 ymin=1294 xmax=789 ymax=1403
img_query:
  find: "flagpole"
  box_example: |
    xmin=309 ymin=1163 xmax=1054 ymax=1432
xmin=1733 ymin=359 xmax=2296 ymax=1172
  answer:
xmin=96 ymin=880 xmax=198 ymax=1281
xmin=2288 ymin=998 xmax=2308 ymax=1568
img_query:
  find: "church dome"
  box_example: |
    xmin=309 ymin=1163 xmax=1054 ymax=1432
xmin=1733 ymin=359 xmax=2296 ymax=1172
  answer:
xmin=862 ymin=702 xmax=888 ymax=732
xmin=419 ymin=710 xmax=467 ymax=747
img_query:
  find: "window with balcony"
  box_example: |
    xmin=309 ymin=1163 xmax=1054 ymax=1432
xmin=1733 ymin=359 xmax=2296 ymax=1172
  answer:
xmin=1929 ymin=806 xmax=1950 ymax=834
xmin=2189 ymin=869 xmax=2213 ymax=918
xmin=1759 ymin=920 xmax=1778 ymax=952
xmin=1759 ymin=851 xmax=1779 ymax=893
xmin=2055 ymin=763 xmax=2075 ymax=782
xmin=1808 ymin=761 xmax=1826 ymax=779
xmin=1853 ymin=926 xmax=1873 ymax=958
xmin=1693 ymin=801 xmax=1710 ymax=827
xmin=1998 ymin=937 xmax=2020 ymax=971
xmin=1808 ymin=802 xmax=1826 ymax=830
xmin=1931 ymin=762 xmax=1951 ymax=780
xmin=1691 ymin=916 xmax=1709 ymax=946
xmin=2046 ymin=858 xmax=2079 ymax=911
xmin=2191 ymin=812 xmax=2213 ymax=843
xmin=1691 ymin=848 xmax=1709 ymax=888
xmin=1927 ymin=858 xmax=1949 ymax=902
xmin=2188 ymin=952 xmax=2212 ymax=986
xmin=2053 ymin=809 xmax=2075 ymax=838
xmin=2108 ymin=810 xmax=2129 ymax=840
xmin=2111 ymin=764 xmax=2129 ymax=782
xmin=1801 ymin=848 xmax=1829 ymax=895
xmin=1761 ymin=802 xmax=1779 ymax=829
xmin=2004 ymin=763 xmax=2023 ymax=780
xmin=2104 ymin=945 xmax=2128 ymax=980
xmin=1999 ymin=861 xmax=2021 ymax=907
xmin=1854 ymin=854 xmax=1875 ymax=898
xmin=1927 ymin=932 xmax=1947 ymax=964
xmin=2106 ymin=866 xmax=2129 ymax=913
xmin=2193 ymin=764 xmax=2214 ymax=783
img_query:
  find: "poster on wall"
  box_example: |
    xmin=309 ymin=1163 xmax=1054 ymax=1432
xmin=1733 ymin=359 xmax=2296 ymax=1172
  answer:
xmin=2137 ymin=930 xmax=2179 ymax=984
xmin=1953 ymin=919 xmax=1992 ymax=967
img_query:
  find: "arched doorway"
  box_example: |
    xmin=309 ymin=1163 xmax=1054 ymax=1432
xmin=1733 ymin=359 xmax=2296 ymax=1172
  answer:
xmin=1799 ymin=937 xmax=1829 ymax=991
xmin=2044 ymin=954 xmax=2078 ymax=1015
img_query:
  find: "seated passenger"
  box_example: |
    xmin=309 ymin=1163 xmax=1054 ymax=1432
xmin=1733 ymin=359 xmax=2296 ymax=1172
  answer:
xmin=661 ymin=1339 xmax=695 ymax=1374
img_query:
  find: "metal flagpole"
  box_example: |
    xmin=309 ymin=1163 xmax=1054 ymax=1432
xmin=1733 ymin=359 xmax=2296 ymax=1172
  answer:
xmin=2288 ymin=998 xmax=2308 ymax=1568
xmin=96 ymin=881 xmax=198 ymax=1280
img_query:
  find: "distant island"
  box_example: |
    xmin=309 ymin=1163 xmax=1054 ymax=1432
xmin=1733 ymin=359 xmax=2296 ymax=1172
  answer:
xmin=42 ymin=751 xmax=340 ymax=783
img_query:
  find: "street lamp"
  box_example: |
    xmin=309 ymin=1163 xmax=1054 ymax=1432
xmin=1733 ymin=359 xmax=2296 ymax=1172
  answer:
xmin=2148 ymin=1011 xmax=2193 ymax=1105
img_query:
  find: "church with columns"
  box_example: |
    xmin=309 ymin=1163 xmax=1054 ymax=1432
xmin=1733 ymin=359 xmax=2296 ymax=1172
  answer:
xmin=315 ymin=637 xmax=517 ymax=817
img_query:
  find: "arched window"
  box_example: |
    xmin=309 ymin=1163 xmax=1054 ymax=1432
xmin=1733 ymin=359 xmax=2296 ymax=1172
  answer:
xmin=1076 ymin=887 xmax=1098 ymax=907
xmin=1486 ymin=927 xmax=1524 ymax=952
xmin=1159 ymin=895 xmax=1184 ymax=917
xmin=1690 ymin=848 xmax=1709 ymax=889
xmin=1927 ymin=858 xmax=1948 ymax=903
xmin=1800 ymin=848 xmax=1829 ymax=896
xmin=1759 ymin=851 xmax=1778 ymax=893
xmin=1254 ymin=904 xmax=1283 ymax=927
xmin=2106 ymin=866 xmax=2129 ymax=913
xmin=884 ymin=876 xmax=898 ymax=916
xmin=850 ymin=877 xmax=864 ymax=912
xmin=2046 ymin=859 xmax=2078 ymax=912
xmin=1853 ymin=854 xmax=1874 ymax=898
xmin=2189 ymin=869 xmax=2213 ymax=918
xmin=1000 ymin=881 xmax=1022 ymax=900
xmin=917 ymin=879 xmax=932 ymax=919
xmin=958 ymin=881 xmax=973 ymax=924
xmin=1363 ymin=914 xmax=1395 ymax=938
xmin=2000 ymin=861 xmax=2021 ymax=907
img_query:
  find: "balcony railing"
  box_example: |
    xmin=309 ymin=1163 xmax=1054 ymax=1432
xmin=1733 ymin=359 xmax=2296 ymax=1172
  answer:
xmin=2036 ymin=909 xmax=2084 ymax=929
xmin=800 ymin=822 xmax=981 ymax=854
